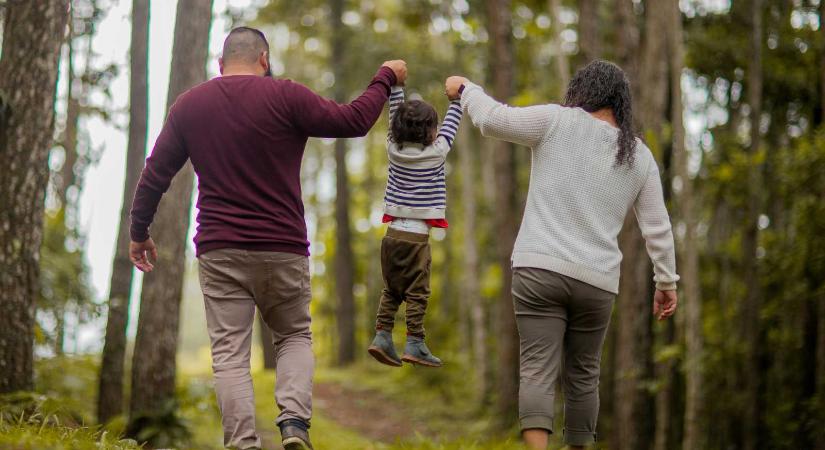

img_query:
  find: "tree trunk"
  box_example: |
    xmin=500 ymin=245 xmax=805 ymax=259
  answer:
xmin=486 ymin=0 xmax=520 ymax=428
xmin=742 ymin=1 xmax=764 ymax=449
xmin=329 ymin=0 xmax=356 ymax=366
xmin=458 ymin=124 xmax=486 ymax=397
xmin=612 ymin=220 xmax=649 ymax=450
xmin=97 ymin=0 xmax=150 ymax=424
xmin=578 ymin=0 xmax=600 ymax=62
xmin=614 ymin=0 xmax=640 ymax=83
xmin=613 ymin=1 xmax=667 ymax=446
xmin=129 ymin=0 xmax=213 ymax=418
xmin=818 ymin=7 xmax=825 ymax=450
xmin=0 ymin=0 xmax=70 ymax=394
xmin=821 ymin=0 xmax=825 ymax=127
xmin=549 ymin=0 xmax=570 ymax=98
xmin=665 ymin=1 xmax=703 ymax=449
xmin=54 ymin=307 xmax=66 ymax=356
xmin=818 ymin=271 xmax=825 ymax=450
xmin=60 ymin=22 xmax=80 ymax=212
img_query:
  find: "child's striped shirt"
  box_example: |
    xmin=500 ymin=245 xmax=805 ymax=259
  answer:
xmin=382 ymin=86 xmax=462 ymax=221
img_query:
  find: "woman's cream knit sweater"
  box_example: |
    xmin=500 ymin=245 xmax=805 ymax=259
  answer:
xmin=461 ymin=82 xmax=679 ymax=293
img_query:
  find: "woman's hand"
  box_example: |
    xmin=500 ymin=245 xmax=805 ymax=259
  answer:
xmin=445 ymin=76 xmax=468 ymax=100
xmin=653 ymin=289 xmax=678 ymax=321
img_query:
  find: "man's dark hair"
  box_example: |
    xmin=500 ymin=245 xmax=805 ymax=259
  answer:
xmin=390 ymin=100 xmax=439 ymax=146
xmin=563 ymin=60 xmax=638 ymax=167
xmin=222 ymin=26 xmax=270 ymax=67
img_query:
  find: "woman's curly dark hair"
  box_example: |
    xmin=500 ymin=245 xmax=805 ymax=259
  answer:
xmin=390 ymin=100 xmax=439 ymax=146
xmin=563 ymin=60 xmax=637 ymax=167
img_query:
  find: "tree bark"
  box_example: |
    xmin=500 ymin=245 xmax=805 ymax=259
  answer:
xmin=549 ymin=0 xmax=570 ymax=98
xmin=486 ymin=0 xmax=520 ymax=427
xmin=329 ymin=0 xmax=356 ymax=366
xmin=614 ymin=0 xmax=640 ymax=83
xmin=613 ymin=1 xmax=667 ymax=446
xmin=0 ymin=0 xmax=70 ymax=394
xmin=742 ymin=1 xmax=764 ymax=449
xmin=818 ymin=7 xmax=825 ymax=450
xmin=97 ymin=0 xmax=150 ymax=424
xmin=665 ymin=1 xmax=703 ymax=449
xmin=129 ymin=0 xmax=213 ymax=418
xmin=60 ymin=21 xmax=80 ymax=213
xmin=458 ymin=124 xmax=486 ymax=397
xmin=820 ymin=0 xmax=825 ymax=127
xmin=578 ymin=0 xmax=600 ymax=62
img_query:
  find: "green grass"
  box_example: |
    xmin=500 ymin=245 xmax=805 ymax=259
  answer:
xmin=2 ymin=356 xmax=569 ymax=449
xmin=0 ymin=420 xmax=141 ymax=450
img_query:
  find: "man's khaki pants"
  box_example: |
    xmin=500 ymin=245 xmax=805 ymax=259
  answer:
xmin=198 ymin=248 xmax=313 ymax=449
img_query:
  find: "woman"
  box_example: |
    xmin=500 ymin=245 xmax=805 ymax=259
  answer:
xmin=444 ymin=60 xmax=679 ymax=449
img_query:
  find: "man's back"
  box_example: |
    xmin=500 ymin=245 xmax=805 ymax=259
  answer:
xmin=178 ymin=76 xmax=313 ymax=256
xmin=129 ymin=67 xmax=396 ymax=256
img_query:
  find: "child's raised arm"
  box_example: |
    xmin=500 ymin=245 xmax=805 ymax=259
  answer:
xmin=437 ymin=99 xmax=463 ymax=148
xmin=387 ymin=86 xmax=405 ymax=140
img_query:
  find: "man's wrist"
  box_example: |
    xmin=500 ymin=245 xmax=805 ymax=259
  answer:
xmin=378 ymin=66 xmax=398 ymax=86
xmin=130 ymin=228 xmax=149 ymax=243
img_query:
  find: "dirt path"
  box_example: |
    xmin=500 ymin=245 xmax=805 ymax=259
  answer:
xmin=260 ymin=380 xmax=432 ymax=449
xmin=313 ymin=381 xmax=431 ymax=442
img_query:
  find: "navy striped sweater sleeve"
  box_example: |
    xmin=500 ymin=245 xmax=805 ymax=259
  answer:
xmin=438 ymin=100 xmax=462 ymax=147
xmin=388 ymin=86 xmax=405 ymax=139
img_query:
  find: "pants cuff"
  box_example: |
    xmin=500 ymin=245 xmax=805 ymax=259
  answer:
xmin=564 ymin=429 xmax=596 ymax=446
xmin=519 ymin=415 xmax=554 ymax=433
xmin=376 ymin=323 xmax=393 ymax=332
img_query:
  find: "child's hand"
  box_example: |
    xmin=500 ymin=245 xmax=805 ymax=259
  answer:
xmin=445 ymin=76 xmax=468 ymax=100
xmin=382 ymin=60 xmax=408 ymax=86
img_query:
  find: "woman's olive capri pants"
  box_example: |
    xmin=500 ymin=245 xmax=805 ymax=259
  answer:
xmin=512 ymin=267 xmax=615 ymax=447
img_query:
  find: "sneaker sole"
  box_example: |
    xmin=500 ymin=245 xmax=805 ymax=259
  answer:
xmin=368 ymin=346 xmax=403 ymax=367
xmin=283 ymin=436 xmax=312 ymax=450
xmin=401 ymin=354 xmax=443 ymax=368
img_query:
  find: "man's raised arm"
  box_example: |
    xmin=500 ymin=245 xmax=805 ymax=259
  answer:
xmin=289 ymin=60 xmax=407 ymax=138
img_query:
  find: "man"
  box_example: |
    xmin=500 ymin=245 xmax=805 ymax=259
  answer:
xmin=129 ymin=26 xmax=407 ymax=450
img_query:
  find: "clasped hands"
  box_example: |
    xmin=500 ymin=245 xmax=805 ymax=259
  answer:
xmin=381 ymin=60 xmax=468 ymax=101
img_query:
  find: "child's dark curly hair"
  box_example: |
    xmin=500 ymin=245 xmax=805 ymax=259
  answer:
xmin=390 ymin=100 xmax=439 ymax=146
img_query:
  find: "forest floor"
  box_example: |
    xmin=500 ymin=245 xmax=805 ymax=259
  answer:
xmin=0 ymin=356 xmax=561 ymax=449
xmin=251 ymin=367 xmax=528 ymax=450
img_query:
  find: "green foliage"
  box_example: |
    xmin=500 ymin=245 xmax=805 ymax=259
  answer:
xmin=37 ymin=210 xmax=95 ymax=352
xmin=126 ymin=400 xmax=192 ymax=449
xmin=0 ymin=390 xmax=140 ymax=450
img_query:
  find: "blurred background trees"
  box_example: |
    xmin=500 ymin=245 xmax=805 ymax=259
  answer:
xmin=1 ymin=0 xmax=824 ymax=448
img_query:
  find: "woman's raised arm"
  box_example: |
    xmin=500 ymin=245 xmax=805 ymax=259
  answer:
xmin=445 ymin=76 xmax=560 ymax=148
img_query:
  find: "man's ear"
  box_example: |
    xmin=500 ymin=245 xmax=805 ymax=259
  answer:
xmin=218 ymin=57 xmax=224 ymax=75
xmin=260 ymin=52 xmax=270 ymax=73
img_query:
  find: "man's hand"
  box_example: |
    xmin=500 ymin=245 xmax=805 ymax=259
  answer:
xmin=445 ymin=76 xmax=469 ymax=100
xmin=382 ymin=60 xmax=407 ymax=86
xmin=653 ymin=289 xmax=678 ymax=321
xmin=130 ymin=238 xmax=158 ymax=273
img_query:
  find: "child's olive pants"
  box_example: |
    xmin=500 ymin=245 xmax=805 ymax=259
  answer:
xmin=375 ymin=228 xmax=431 ymax=338
xmin=512 ymin=267 xmax=615 ymax=447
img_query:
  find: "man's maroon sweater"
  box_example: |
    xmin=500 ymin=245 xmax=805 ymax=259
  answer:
xmin=130 ymin=67 xmax=396 ymax=256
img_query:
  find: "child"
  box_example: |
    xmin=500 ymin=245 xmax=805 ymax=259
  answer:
xmin=367 ymin=84 xmax=462 ymax=368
